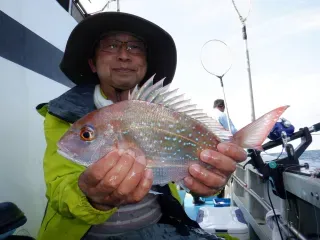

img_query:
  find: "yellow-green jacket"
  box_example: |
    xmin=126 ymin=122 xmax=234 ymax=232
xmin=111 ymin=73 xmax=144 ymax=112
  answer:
xmin=36 ymin=103 xmax=182 ymax=240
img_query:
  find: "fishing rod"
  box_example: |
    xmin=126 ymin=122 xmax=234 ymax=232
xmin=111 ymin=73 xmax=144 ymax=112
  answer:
xmin=231 ymin=0 xmax=256 ymax=122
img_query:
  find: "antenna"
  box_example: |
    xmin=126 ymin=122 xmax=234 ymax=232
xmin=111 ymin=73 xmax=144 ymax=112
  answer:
xmin=88 ymin=0 xmax=120 ymax=14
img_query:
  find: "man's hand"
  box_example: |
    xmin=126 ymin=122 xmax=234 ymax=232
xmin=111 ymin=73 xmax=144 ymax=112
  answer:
xmin=78 ymin=149 xmax=153 ymax=211
xmin=184 ymin=142 xmax=247 ymax=196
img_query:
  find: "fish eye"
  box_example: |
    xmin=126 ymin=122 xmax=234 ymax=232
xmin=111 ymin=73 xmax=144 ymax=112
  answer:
xmin=80 ymin=126 xmax=95 ymax=141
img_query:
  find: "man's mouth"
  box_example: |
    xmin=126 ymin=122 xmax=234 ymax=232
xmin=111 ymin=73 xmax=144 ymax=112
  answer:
xmin=113 ymin=68 xmax=135 ymax=73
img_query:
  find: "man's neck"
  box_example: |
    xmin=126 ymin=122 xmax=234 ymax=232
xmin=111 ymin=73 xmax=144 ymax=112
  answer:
xmin=100 ymin=84 xmax=132 ymax=103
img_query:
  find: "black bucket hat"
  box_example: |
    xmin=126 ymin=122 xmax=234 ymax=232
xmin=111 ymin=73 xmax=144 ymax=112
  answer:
xmin=60 ymin=12 xmax=177 ymax=87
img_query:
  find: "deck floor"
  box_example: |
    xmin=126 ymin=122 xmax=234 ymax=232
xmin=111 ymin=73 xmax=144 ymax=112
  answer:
xmin=182 ymin=185 xmax=232 ymax=221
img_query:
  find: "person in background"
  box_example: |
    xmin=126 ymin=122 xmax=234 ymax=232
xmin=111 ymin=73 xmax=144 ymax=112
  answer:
xmin=35 ymin=12 xmax=247 ymax=240
xmin=213 ymin=99 xmax=237 ymax=135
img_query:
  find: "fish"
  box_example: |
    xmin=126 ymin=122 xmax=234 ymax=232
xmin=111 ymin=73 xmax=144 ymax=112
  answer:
xmin=57 ymin=74 xmax=289 ymax=188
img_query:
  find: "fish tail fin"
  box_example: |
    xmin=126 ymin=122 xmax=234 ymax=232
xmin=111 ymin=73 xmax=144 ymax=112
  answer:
xmin=231 ymin=105 xmax=289 ymax=150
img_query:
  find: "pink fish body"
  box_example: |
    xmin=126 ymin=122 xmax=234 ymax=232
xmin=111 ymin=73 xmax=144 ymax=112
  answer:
xmin=57 ymin=75 xmax=289 ymax=186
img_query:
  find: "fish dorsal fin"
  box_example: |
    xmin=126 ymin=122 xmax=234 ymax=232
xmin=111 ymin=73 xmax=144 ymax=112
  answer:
xmin=163 ymin=94 xmax=185 ymax=106
xmin=129 ymin=74 xmax=232 ymax=140
xmin=140 ymin=77 xmax=166 ymax=101
xmin=130 ymin=74 xmax=156 ymax=100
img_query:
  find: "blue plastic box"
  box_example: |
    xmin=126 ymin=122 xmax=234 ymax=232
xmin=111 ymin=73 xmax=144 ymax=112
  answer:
xmin=203 ymin=196 xmax=217 ymax=202
xmin=212 ymin=198 xmax=231 ymax=207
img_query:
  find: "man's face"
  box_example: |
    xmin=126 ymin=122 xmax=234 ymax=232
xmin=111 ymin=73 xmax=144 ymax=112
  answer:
xmin=218 ymin=105 xmax=225 ymax=112
xmin=88 ymin=32 xmax=147 ymax=90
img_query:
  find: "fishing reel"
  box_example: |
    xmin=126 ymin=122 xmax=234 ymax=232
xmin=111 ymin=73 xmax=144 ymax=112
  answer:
xmin=267 ymin=118 xmax=295 ymax=141
xmin=244 ymin=122 xmax=320 ymax=200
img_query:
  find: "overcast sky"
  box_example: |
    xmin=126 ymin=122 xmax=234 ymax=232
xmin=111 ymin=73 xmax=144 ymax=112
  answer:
xmin=80 ymin=0 xmax=320 ymax=152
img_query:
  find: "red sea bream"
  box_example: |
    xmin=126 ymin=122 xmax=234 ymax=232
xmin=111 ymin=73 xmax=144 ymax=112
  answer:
xmin=57 ymin=75 xmax=289 ymax=186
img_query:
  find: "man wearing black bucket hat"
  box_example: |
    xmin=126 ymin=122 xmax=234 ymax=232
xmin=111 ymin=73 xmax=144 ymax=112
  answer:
xmin=36 ymin=11 xmax=247 ymax=240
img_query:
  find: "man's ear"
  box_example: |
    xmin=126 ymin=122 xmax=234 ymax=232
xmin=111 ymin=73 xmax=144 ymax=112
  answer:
xmin=88 ymin=59 xmax=97 ymax=73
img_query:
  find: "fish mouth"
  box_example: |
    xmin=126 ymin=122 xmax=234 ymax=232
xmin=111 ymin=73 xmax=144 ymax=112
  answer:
xmin=57 ymin=148 xmax=74 ymax=161
xmin=57 ymin=144 xmax=78 ymax=163
xmin=57 ymin=145 xmax=90 ymax=167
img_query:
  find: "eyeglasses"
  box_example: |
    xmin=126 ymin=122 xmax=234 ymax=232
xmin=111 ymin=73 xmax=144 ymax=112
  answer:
xmin=99 ymin=39 xmax=147 ymax=55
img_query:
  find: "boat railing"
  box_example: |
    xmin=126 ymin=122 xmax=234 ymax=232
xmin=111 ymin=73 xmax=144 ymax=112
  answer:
xmin=232 ymin=122 xmax=320 ymax=240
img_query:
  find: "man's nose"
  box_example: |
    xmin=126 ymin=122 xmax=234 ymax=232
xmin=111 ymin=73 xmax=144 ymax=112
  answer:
xmin=117 ymin=46 xmax=131 ymax=61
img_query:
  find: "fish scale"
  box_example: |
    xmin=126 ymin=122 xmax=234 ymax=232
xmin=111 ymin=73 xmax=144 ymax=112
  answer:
xmin=57 ymin=74 xmax=289 ymax=187
xmin=112 ymin=100 xmax=220 ymax=184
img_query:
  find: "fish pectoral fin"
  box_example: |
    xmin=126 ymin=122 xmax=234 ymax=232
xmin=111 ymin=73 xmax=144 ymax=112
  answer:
xmin=114 ymin=131 xmax=129 ymax=151
xmin=109 ymin=120 xmax=128 ymax=150
xmin=114 ymin=132 xmax=147 ymax=162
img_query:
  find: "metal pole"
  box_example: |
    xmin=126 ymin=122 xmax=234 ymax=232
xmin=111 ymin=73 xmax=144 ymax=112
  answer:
xmin=232 ymin=175 xmax=308 ymax=240
xmin=117 ymin=0 xmax=120 ymax=11
xmin=242 ymin=24 xmax=256 ymax=122
xmin=219 ymin=76 xmax=232 ymax=133
xmin=68 ymin=0 xmax=73 ymax=14
xmin=233 ymin=175 xmax=271 ymax=210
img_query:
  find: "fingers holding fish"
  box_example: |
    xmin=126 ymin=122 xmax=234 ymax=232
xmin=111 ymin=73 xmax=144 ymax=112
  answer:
xmin=110 ymin=155 xmax=147 ymax=199
xmin=188 ymin=164 xmax=226 ymax=190
xmin=127 ymin=169 xmax=153 ymax=203
xmin=184 ymin=176 xmax=221 ymax=197
xmin=96 ymin=151 xmax=135 ymax=194
xmin=200 ymin=149 xmax=237 ymax=175
xmin=216 ymin=142 xmax=247 ymax=162
xmin=90 ymin=157 xmax=151 ymax=207
xmin=185 ymin=145 xmax=247 ymax=196
xmin=78 ymin=148 xmax=153 ymax=209
xmin=82 ymin=150 xmax=120 ymax=186
xmin=78 ymin=150 xmax=121 ymax=200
